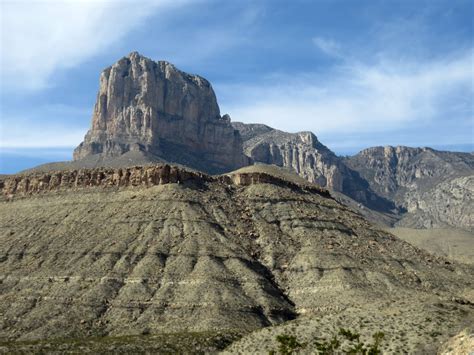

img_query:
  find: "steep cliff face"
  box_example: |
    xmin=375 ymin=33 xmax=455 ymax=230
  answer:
xmin=232 ymin=122 xmax=397 ymax=213
xmin=393 ymin=175 xmax=474 ymax=229
xmin=74 ymin=52 xmax=249 ymax=173
xmin=345 ymin=146 xmax=474 ymax=230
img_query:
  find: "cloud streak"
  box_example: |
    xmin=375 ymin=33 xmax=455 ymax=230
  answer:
xmin=0 ymin=0 xmax=187 ymax=90
xmin=312 ymin=36 xmax=342 ymax=57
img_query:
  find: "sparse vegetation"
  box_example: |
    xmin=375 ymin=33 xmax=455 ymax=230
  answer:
xmin=270 ymin=328 xmax=385 ymax=354
xmin=269 ymin=334 xmax=306 ymax=355
xmin=0 ymin=331 xmax=242 ymax=354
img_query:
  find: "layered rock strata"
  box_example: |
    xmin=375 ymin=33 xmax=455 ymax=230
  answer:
xmin=1 ymin=165 xmax=330 ymax=199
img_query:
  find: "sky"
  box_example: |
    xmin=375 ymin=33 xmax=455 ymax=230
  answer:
xmin=0 ymin=0 xmax=473 ymax=173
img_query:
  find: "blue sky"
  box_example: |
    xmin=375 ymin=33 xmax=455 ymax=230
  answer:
xmin=1 ymin=0 xmax=473 ymax=173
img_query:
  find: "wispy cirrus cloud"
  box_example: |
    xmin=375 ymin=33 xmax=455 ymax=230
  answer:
xmin=312 ymin=36 xmax=342 ymax=57
xmin=0 ymin=0 xmax=190 ymax=90
xmin=218 ymin=49 xmax=473 ymax=140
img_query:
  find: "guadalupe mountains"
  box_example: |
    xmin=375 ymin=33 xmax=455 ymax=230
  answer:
xmin=232 ymin=122 xmax=474 ymax=231
xmin=2 ymin=52 xmax=473 ymax=352
xmin=23 ymin=52 xmax=474 ymax=232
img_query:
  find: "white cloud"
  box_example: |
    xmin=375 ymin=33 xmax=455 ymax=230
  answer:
xmin=218 ymin=50 xmax=473 ymax=136
xmin=0 ymin=0 xmax=187 ymax=90
xmin=312 ymin=36 xmax=341 ymax=57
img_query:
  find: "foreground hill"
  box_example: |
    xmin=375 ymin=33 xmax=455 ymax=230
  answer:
xmin=0 ymin=164 xmax=472 ymax=353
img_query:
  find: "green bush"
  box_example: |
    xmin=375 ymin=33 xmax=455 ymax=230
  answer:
xmin=269 ymin=334 xmax=305 ymax=355
xmin=269 ymin=328 xmax=385 ymax=354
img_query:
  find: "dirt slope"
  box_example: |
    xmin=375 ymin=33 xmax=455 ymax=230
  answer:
xmin=0 ymin=165 xmax=472 ymax=353
xmin=387 ymin=227 xmax=474 ymax=265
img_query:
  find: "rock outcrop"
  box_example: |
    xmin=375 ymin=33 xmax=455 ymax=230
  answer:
xmin=1 ymin=165 xmax=330 ymax=198
xmin=345 ymin=146 xmax=474 ymax=230
xmin=2 ymin=165 xmax=211 ymax=196
xmin=74 ymin=52 xmax=249 ymax=174
xmin=232 ymin=122 xmax=397 ymax=213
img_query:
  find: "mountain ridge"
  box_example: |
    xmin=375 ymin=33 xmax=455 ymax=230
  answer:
xmin=12 ymin=53 xmax=473 ymax=233
xmin=233 ymin=122 xmax=474 ymax=231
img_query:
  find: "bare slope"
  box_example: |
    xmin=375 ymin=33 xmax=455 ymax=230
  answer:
xmin=0 ymin=165 xmax=473 ymax=353
xmin=387 ymin=227 xmax=474 ymax=265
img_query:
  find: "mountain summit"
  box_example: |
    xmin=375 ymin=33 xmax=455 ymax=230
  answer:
xmin=74 ymin=52 xmax=249 ymax=173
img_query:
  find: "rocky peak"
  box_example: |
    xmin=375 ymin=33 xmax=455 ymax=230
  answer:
xmin=74 ymin=52 xmax=249 ymax=173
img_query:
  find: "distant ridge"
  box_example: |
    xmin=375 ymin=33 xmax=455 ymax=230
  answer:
xmin=233 ymin=122 xmax=474 ymax=231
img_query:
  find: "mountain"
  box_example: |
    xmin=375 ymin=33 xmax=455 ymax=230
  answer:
xmin=344 ymin=146 xmax=474 ymax=230
xmin=18 ymin=53 xmax=472 ymax=232
xmin=2 ymin=51 xmax=473 ymax=353
xmin=233 ymin=123 xmax=474 ymax=231
xmin=231 ymin=122 xmax=398 ymax=214
xmin=1 ymin=165 xmax=473 ymax=353
xmin=72 ymin=52 xmax=249 ymax=174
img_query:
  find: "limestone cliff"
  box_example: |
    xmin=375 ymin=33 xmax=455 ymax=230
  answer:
xmin=232 ymin=122 xmax=397 ymax=213
xmin=74 ymin=52 xmax=249 ymax=173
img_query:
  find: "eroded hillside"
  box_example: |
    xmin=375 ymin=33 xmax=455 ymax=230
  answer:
xmin=0 ymin=165 xmax=473 ymax=353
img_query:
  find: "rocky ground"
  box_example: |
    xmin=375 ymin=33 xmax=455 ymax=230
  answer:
xmin=0 ymin=331 xmax=241 ymax=354
xmin=0 ymin=164 xmax=473 ymax=353
xmin=224 ymin=296 xmax=473 ymax=354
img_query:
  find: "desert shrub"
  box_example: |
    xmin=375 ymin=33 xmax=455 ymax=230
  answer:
xmin=269 ymin=334 xmax=306 ymax=355
xmin=269 ymin=328 xmax=384 ymax=354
